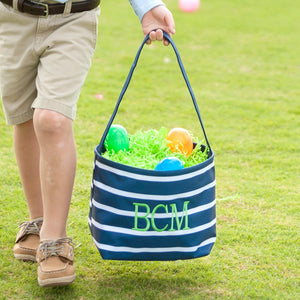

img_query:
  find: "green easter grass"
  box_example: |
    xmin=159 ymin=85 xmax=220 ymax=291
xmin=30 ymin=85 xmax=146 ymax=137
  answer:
xmin=102 ymin=127 xmax=208 ymax=170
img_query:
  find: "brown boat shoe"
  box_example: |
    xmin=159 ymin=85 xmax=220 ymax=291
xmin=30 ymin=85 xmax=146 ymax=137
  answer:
xmin=13 ymin=217 xmax=43 ymax=262
xmin=37 ymin=237 xmax=76 ymax=287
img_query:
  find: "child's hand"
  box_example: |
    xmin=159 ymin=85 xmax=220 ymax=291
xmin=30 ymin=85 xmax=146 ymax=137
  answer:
xmin=141 ymin=5 xmax=175 ymax=46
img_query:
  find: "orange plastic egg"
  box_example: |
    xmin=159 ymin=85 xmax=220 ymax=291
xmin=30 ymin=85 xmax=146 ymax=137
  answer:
xmin=166 ymin=128 xmax=193 ymax=156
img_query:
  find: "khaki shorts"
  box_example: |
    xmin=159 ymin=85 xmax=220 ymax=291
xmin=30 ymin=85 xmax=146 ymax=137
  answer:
xmin=0 ymin=2 xmax=100 ymax=125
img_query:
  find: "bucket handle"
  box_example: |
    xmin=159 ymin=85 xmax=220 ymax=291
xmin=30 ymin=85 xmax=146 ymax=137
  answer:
xmin=99 ymin=30 xmax=211 ymax=153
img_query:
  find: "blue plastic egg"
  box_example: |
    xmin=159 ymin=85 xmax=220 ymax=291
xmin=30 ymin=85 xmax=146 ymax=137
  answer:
xmin=155 ymin=157 xmax=184 ymax=171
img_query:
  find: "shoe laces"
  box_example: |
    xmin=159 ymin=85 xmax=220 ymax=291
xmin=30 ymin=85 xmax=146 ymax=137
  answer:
xmin=39 ymin=238 xmax=74 ymax=261
xmin=18 ymin=218 xmax=43 ymax=236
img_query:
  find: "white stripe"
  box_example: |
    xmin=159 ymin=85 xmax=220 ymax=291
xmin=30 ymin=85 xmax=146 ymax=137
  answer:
xmin=91 ymin=198 xmax=216 ymax=218
xmin=92 ymin=236 xmax=216 ymax=253
xmin=93 ymin=180 xmax=216 ymax=201
xmin=95 ymin=160 xmax=214 ymax=182
xmin=90 ymin=217 xmax=216 ymax=236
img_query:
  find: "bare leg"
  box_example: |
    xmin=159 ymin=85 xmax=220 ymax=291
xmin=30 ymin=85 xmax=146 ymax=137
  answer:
xmin=33 ymin=109 xmax=76 ymax=240
xmin=14 ymin=120 xmax=43 ymax=220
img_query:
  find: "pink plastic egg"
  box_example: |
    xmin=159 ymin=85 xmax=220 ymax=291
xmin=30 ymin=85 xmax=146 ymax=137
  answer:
xmin=178 ymin=0 xmax=200 ymax=13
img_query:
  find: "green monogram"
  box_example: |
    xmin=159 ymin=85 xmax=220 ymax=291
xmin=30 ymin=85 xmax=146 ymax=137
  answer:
xmin=132 ymin=201 xmax=190 ymax=232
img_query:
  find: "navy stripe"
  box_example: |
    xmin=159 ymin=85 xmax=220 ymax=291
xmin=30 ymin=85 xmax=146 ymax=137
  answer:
xmin=90 ymin=203 xmax=216 ymax=232
xmin=92 ymin=185 xmax=215 ymax=212
xmin=89 ymin=221 xmax=216 ymax=248
xmin=89 ymin=227 xmax=216 ymax=261
xmin=97 ymin=243 xmax=215 ymax=261
xmin=93 ymin=160 xmax=215 ymax=195
xmin=90 ymin=222 xmax=216 ymax=249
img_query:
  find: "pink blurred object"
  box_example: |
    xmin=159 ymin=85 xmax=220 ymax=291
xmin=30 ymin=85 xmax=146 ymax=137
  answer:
xmin=178 ymin=0 xmax=200 ymax=13
xmin=95 ymin=94 xmax=104 ymax=100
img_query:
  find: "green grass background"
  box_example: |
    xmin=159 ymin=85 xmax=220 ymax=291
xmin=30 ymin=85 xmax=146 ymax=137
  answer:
xmin=0 ymin=0 xmax=299 ymax=299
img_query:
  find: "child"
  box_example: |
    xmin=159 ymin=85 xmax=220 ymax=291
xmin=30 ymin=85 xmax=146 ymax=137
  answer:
xmin=0 ymin=0 xmax=175 ymax=287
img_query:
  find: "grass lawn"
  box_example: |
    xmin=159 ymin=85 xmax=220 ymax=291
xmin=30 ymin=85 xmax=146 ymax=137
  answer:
xmin=0 ymin=0 xmax=299 ymax=299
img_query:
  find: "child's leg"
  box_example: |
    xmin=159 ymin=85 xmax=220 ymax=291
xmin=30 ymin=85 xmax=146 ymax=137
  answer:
xmin=13 ymin=121 xmax=43 ymax=261
xmin=14 ymin=119 xmax=43 ymax=220
xmin=33 ymin=109 xmax=76 ymax=241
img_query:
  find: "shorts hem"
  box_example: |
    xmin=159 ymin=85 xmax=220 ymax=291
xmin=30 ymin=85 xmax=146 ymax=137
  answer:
xmin=32 ymin=98 xmax=76 ymax=121
xmin=6 ymin=110 xmax=34 ymax=126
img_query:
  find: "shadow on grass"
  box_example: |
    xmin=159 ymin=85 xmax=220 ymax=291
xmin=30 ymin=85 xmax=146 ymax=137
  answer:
xmin=28 ymin=259 xmax=219 ymax=300
xmin=92 ymin=262 xmax=216 ymax=299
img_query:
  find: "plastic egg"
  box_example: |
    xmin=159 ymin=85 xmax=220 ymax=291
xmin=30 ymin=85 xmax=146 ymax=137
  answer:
xmin=166 ymin=128 xmax=193 ymax=156
xmin=178 ymin=0 xmax=200 ymax=13
xmin=155 ymin=157 xmax=184 ymax=171
xmin=104 ymin=125 xmax=129 ymax=153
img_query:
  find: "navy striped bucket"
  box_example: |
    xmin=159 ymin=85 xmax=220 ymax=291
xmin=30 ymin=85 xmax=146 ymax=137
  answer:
xmin=89 ymin=32 xmax=216 ymax=260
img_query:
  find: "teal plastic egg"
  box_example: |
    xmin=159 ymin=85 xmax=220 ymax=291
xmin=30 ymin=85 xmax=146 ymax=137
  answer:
xmin=155 ymin=157 xmax=184 ymax=171
xmin=104 ymin=125 xmax=129 ymax=153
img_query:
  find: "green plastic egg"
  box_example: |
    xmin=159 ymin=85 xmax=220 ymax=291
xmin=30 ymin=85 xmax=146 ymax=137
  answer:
xmin=104 ymin=125 xmax=129 ymax=153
